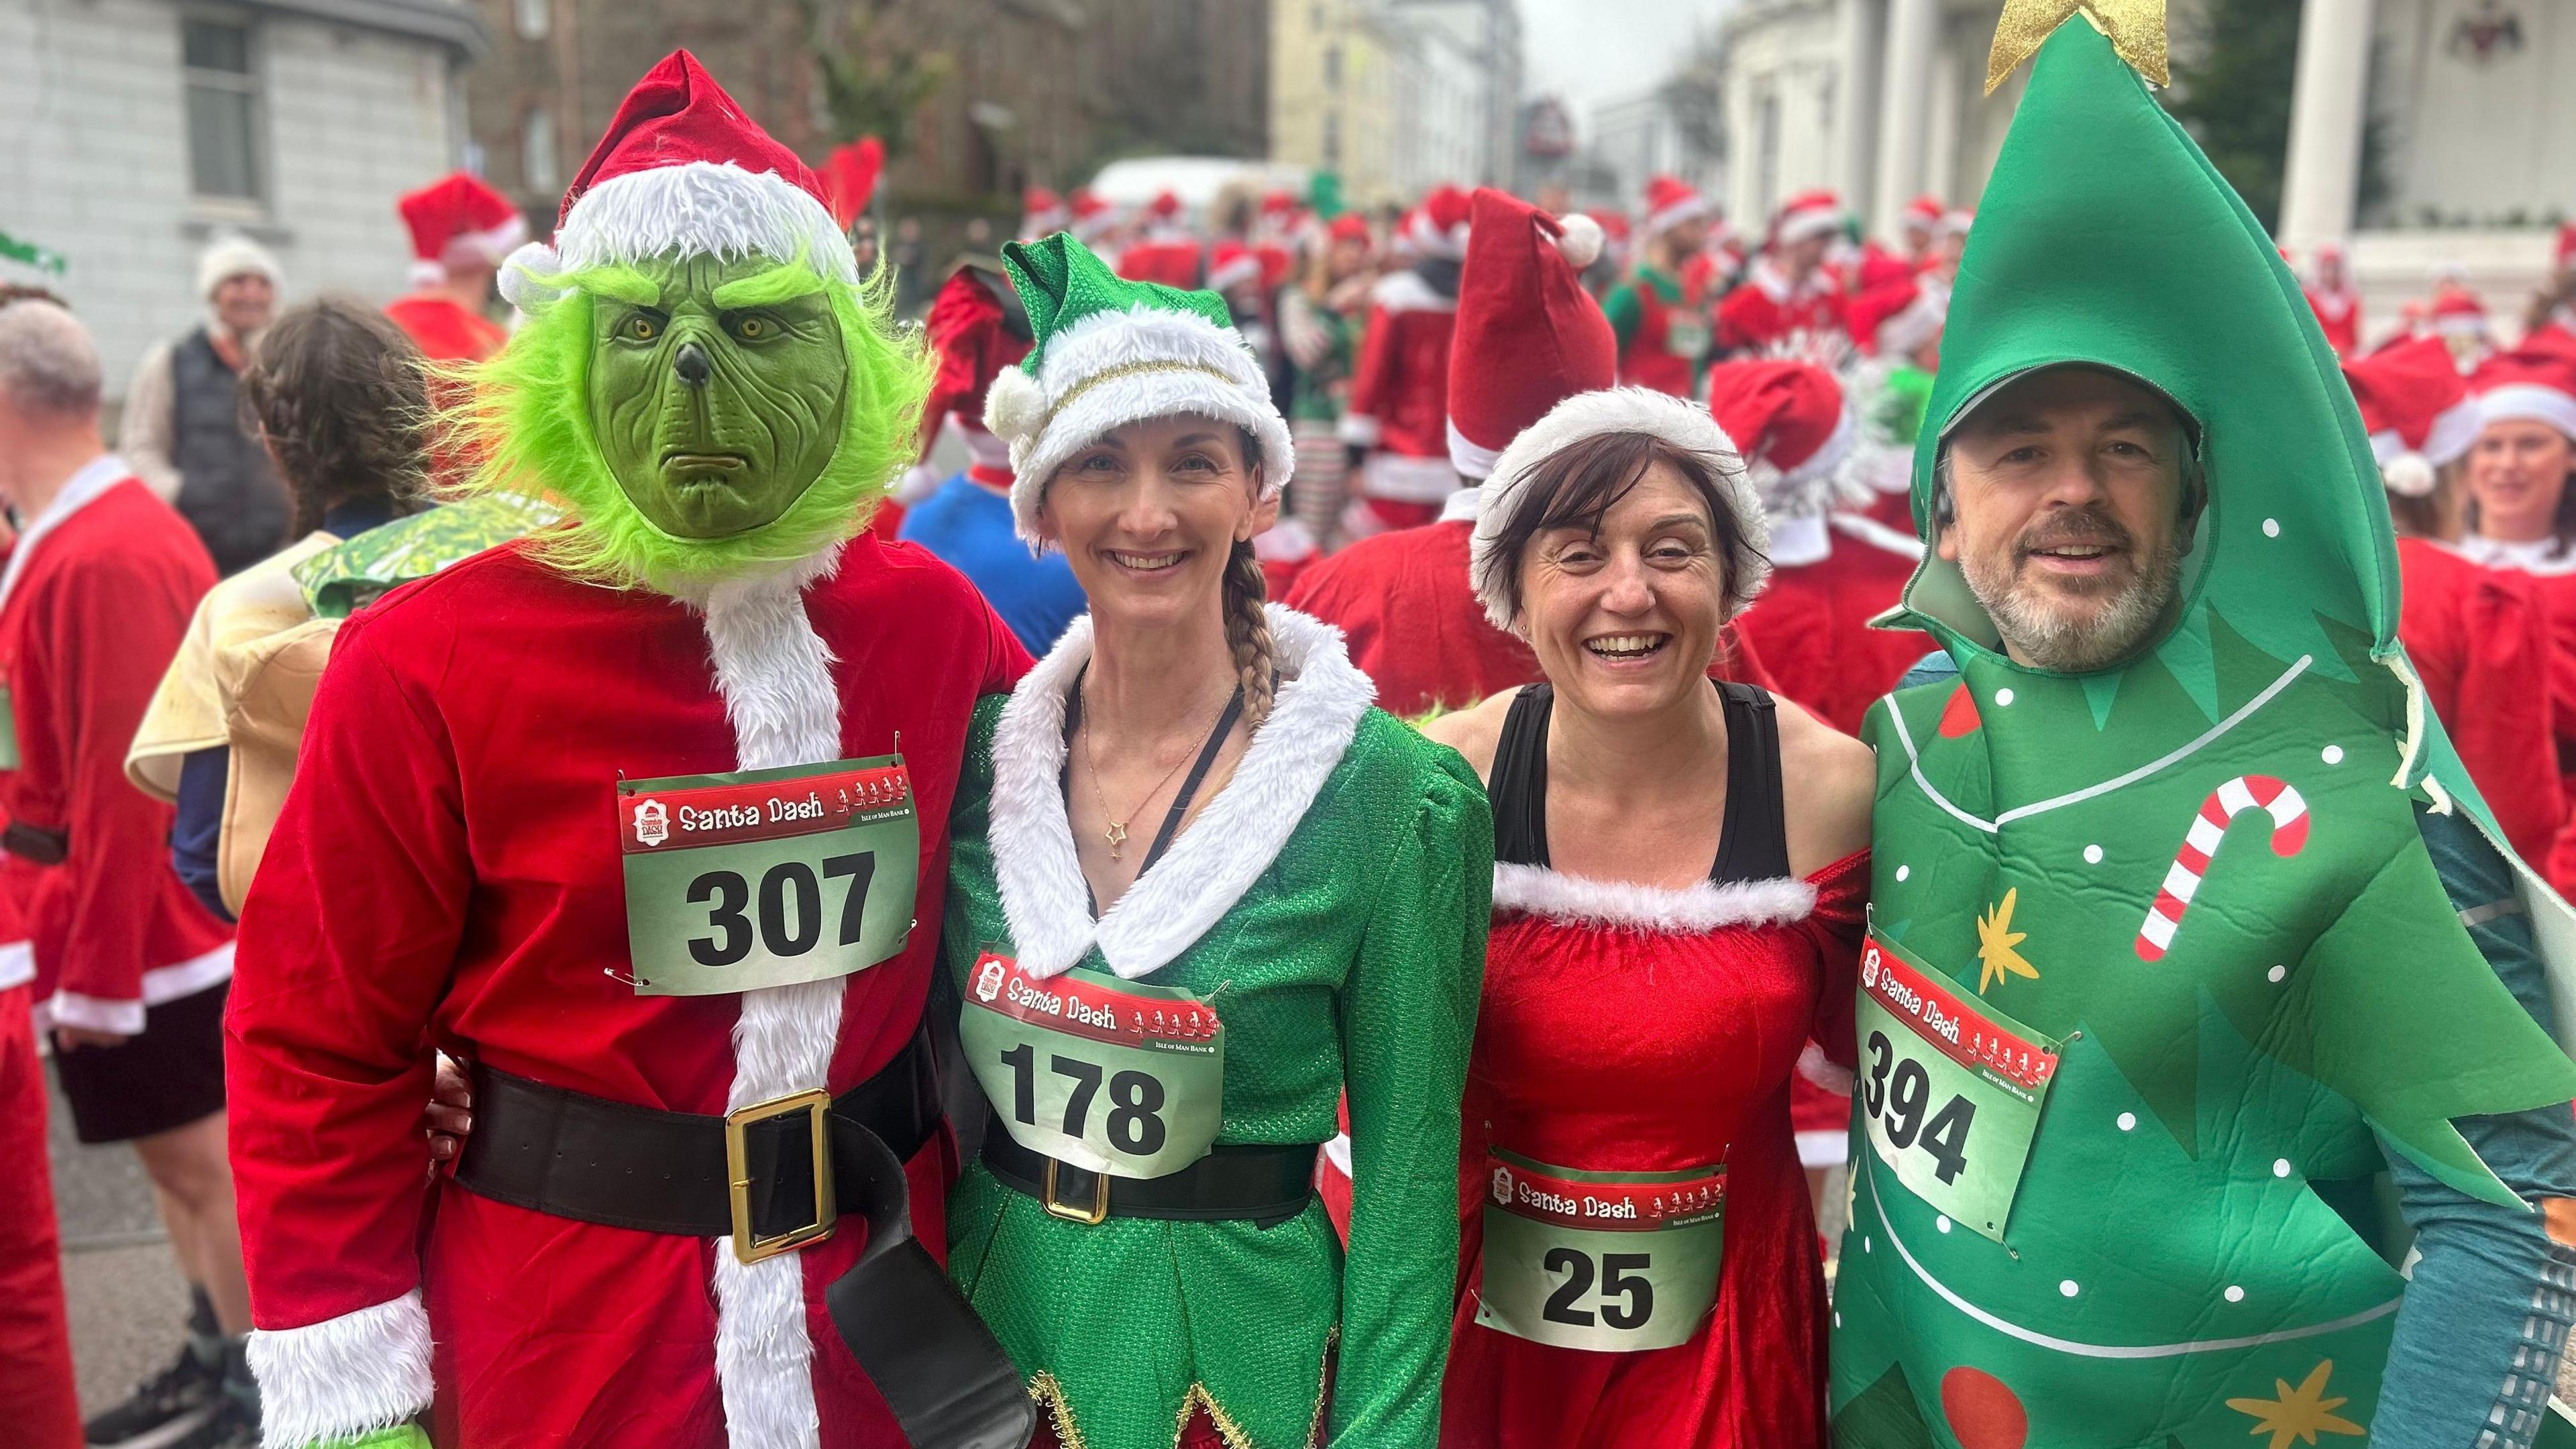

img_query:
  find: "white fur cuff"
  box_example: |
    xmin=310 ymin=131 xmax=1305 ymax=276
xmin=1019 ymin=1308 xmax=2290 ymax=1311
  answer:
xmin=1491 ymin=862 xmax=1817 ymax=934
xmin=248 ymin=1291 xmax=435 ymax=1448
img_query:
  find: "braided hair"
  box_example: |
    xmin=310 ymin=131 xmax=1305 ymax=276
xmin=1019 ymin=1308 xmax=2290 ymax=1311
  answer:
xmin=1223 ymin=425 xmax=1278 ymax=729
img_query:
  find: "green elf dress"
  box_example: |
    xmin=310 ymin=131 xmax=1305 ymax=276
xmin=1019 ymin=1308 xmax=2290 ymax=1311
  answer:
xmin=943 ymin=232 xmax=1493 ymax=1449
xmin=1829 ymin=9 xmax=2576 ymax=1448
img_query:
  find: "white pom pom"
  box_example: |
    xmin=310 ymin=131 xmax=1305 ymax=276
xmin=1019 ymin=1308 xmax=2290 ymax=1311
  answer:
xmin=2381 ymin=451 xmax=2438 ymax=498
xmin=495 ymin=241 xmax=563 ymax=313
xmin=1554 ymin=213 xmax=1605 ymax=272
xmin=982 ymin=366 xmax=1046 ymax=448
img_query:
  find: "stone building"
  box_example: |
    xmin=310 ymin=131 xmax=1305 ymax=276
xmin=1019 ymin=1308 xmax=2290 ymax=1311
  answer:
xmin=0 ymin=0 xmax=483 ymax=402
xmin=1717 ymin=0 xmax=2576 ymax=342
xmin=1269 ymin=0 xmax=1521 ymax=207
xmin=469 ymin=0 xmax=1270 ymax=235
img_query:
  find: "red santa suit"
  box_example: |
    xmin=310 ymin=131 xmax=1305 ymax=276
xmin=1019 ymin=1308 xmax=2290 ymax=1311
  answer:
xmin=226 ymin=55 xmax=1034 ymax=1449
xmin=0 ymin=460 xmax=232 ymax=1037
xmin=1736 ymin=514 xmax=1932 ymax=737
xmin=2306 ymin=283 xmax=2362 ymax=358
xmin=1339 ymin=187 xmax=1472 ymax=533
xmin=1115 ymin=192 xmax=1203 ymax=289
xmin=1715 ymin=258 xmax=1845 ymax=356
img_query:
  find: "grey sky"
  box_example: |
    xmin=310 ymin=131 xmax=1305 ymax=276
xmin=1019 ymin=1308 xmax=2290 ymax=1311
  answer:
xmin=1519 ymin=0 xmax=1737 ymax=117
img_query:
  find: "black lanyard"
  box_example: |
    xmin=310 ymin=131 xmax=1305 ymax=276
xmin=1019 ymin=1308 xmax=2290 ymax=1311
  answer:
xmin=1063 ymin=670 xmax=1248 ymax=905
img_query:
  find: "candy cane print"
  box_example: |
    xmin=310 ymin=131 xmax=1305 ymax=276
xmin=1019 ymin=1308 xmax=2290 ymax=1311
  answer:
xmin=2135 ymin=775 xmax=2310 ymax=961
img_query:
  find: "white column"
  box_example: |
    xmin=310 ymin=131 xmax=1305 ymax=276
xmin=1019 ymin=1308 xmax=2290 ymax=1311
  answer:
xmin=1872 ymin=0 xmax=1939 ymax=238
xmin=2278 ymin=0 xmax=2375 ymax=254
xmin=1923 ymin=19 xmax=1962 ymax=205
xmin=1834 ymin=0 xmax=1884 ymax=208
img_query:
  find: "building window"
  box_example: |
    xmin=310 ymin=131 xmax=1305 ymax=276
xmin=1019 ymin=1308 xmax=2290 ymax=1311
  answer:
xmin=523 ymin=105 xmax=559 ymax=196
xmin=182 ymin=16 xmax=264 ymax=203
xmin=1324 ymin=44 xmax=1342 ymax=91
xmin=515 ymin=0 xmax=549 ymax=40
xmin=1324 ymin=109 xmax=1342 ymax=168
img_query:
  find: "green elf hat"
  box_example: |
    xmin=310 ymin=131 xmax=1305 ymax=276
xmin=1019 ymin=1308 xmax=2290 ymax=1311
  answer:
xmin=983 ymin=231 xmax=1294 ymax=543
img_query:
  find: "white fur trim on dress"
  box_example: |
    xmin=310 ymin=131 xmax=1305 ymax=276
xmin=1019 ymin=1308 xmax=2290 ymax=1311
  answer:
xmin=498 ymin=162 xmax=855 ymax=311
xmin=983 ymin=303 xmax=1295 ymax=543
xmin=988 ymin=605 xmax=1376 ymax=981
xmin=1370 ymin=268 xmax=1460 ymax=315
xmin=1469 ymin=388 xmax=1772 ymax=633
xmin=248 ymin=1290 xmax=434 ymax=1448
xmin=694 ymin=544 xmax=850 ymax=1449
xmin=1490 ymin=862 xmax=1817 ymax=934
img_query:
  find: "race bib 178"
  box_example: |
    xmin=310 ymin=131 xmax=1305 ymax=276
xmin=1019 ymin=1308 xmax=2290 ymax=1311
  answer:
xmin=959 ymin=950 xmax=1225 ymax=1180
xmin=1474 ymin=1148 xmax=1726 ymax=1353
xmin=616 ymin=755 xmax=920 ymax=997
xmin=1854 ymin=932 xmax=2063 ymax=1242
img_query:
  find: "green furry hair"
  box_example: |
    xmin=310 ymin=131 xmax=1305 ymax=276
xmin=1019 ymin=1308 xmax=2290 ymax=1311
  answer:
xmin=437 ymin=261 xmax=932 ymax=596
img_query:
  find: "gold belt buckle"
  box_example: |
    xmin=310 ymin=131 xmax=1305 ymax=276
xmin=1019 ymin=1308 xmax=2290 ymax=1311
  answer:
xmin=1040 ymin=1157 xmax=1110 ymax=1225
xmin=724 ymin=1087 xmax=837 ymax=1263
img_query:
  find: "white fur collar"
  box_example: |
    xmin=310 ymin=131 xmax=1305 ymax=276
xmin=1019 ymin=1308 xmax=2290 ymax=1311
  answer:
xmin=989 ymin=604 xmax=1377 ymax=980
xmin=1491 ymin=862 xmax=1816 ymax=934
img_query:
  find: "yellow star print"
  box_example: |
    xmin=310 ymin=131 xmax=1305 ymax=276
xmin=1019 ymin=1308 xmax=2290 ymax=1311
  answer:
xmin=1975 ymin=889 xmax=2040 ymax=994
xmin=1986 ymin=0 xmax=2169 ymax=94
xmin=2224 ymin=1360 xmax=2365 ymax=1449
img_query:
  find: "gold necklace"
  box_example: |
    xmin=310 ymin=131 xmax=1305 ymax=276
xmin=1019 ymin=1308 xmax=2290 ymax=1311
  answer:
xmin=1080 ymin=682 xmax=1230 ymax=862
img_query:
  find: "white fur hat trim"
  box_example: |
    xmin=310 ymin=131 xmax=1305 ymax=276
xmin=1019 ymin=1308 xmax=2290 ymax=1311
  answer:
xmin=1469 ymin=386 xmax=1772 ymax=633
xmin=498 ymin=161 xmax=855 ymax=312
xmin=984 ymin=304 xmax=1295 ymax=543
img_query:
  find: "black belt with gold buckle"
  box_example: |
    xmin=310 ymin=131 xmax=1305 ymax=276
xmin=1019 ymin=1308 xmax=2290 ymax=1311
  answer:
xmin=979 ymin=1119 xmax=1318 ymax=1228
xmin=451 ymin=1028 xmax=938 ymax=1264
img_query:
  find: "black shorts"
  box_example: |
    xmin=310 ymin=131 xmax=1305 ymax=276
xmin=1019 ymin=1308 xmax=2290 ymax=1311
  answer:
xmin=52 ymin=979 xmax=229 ymax=1144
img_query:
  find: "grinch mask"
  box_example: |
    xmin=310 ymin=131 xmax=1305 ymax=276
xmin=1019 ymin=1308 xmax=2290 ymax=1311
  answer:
xmin=586 ymin=253 xmax=849 ymax=539
xmin=449 ymin=247 xmax=928 ymax=597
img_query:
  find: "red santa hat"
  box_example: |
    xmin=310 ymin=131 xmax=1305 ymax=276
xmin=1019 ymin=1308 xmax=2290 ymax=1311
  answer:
xmin=1941 ymin=207 xmax=1975 ymax=239
xmin=896 ymin=264 xmax=1030 ymax=498
xmin=1407 ymin=184 xmax=1473 ymax=260
xmin=1845 ymin=276 xmax=1947 ymax=360
xmin=1704 ymin=359 xmax=1855 ymax=521
xmin=1068 ymin=188 xmax=1116 ymax=242
xmin=397 ymin=172 xmax=525 ymax=288
xmin=2343 ymin=335 xmax=2481 ymax=497
xmin=1642 ymin=174 xmax=1714 ymax=236
xmin=2432 ymin=286 xmax=2489 ymax=339
xmin=1144 ymin=190 xmax=1186 ymax=233
xmin=1444 ymin=189 xmax=1613 ymax=480
xmin=820 ymin=137 xmax=883 ymax=232
xmin=1470 ymin=386 xmax=1771 ymax=629
xmin=1205 ymin=240 xmax=1265 ymax=294
xmin=1900 ymin=195 xmax=1947 ymax=234
xmin=2472 ymin=343 xmax=2576 ymax=443
xmin=1022 ymin=186 xmax=1067 ymax=238
xmin=1770 ymin=190 xmax=1845 ymax=248
xmin=499 ymin=51 xmax=851 ymax=311
xmin=1326 ymin=213 xmax=1372 ymax=248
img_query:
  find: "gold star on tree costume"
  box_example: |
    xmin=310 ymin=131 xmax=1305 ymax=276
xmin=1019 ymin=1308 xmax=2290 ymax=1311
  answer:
xmin=1828 ymin=3 xmax=2576 ymax=1446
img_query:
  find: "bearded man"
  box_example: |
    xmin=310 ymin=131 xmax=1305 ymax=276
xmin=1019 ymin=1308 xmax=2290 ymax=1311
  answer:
xmin=225 ymin=53 xmax=1030 ymax=1449
xmin=1830 ymin=12 xmax=2576 ymax=1448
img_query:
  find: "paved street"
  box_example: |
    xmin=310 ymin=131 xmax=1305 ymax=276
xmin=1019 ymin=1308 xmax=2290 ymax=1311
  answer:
xmin=48 ymin=1058 xmax=191 ymax=1417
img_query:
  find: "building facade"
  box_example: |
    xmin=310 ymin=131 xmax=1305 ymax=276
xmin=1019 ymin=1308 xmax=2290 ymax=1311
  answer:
xmin=1718 ymin=0 xmax=2576 ymax=341
xmin=0 ymin=0 xmax=481 ymax=402
xmin=1270 ymin=0 xmax=1519 ymax=207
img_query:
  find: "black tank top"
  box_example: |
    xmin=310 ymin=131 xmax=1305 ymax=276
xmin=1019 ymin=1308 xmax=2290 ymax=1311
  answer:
xmin=1489 ymin=680 xmax=1790 ymax=883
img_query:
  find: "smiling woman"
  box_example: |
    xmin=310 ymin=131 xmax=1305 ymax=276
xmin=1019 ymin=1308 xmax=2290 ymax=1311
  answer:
xmin=943 ymin=231 xmax=1491 ymax=1449
xmin=1424 ymin=385 xmax=1874 ymax=1448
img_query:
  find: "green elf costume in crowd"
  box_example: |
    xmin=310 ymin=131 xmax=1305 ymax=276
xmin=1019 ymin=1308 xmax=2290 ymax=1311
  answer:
xmin=937 ymin=233 xmax=1491 ymax=1449
xmin=1830 ymin=6 xmax=2576 ymax=1448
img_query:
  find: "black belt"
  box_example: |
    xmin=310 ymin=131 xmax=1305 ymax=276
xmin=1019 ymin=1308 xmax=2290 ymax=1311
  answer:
xmin=981 ymin=1118 xmax=1317 ymax=1228
xmin=449 ymin=1030 xmax=1035 ymax=1449
xmin=1 ymin=820 xmax=65 ymax=866
xmin=451 ymin=1028 xmax=939 ymax=1252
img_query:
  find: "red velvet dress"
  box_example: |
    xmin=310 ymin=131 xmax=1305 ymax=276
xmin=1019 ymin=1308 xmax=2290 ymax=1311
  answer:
xmin=2395 ymin=537 xmax=2562 ymax=865
xmin=2455 ymin=535 xmax=2576 ymax=892
xmin=1438 ymin=683 xmax=1863 ymax=1449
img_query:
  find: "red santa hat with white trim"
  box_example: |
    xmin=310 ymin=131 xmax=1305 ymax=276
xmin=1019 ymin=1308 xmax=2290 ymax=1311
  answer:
xmin=1845 ymin=275 xmax=1947 ymax=360
xmin=398 ymin=172 xmax=526 ymax=288
xmin=1769 ymin=189 xmax=1845 ymax=249
xmin=896 ymin=263 xmax=1032 ymax=500
xmin=1068 ymin=188 xmax=1117 ymax=244
xmin=2343 ymin=336 xmax=2481 ymax=498
xmin=1469 ymin=385 xmax=1771 ymax=630
xmin=2431 ymin=285 xmax=2489 ymax=340
xmin=1406 ymin=184 xmax=1473 ymax=261
xmin=2471 ymin=341 xmax=2576 ymax=445
xmin=1642 ymin=174 xmax=1715 ymax=236
xmin=1900 ymin=195 xmax=1946 ymax=236
xmin=1444 ymin=189 xmax=1613 ymax=481
xmin=1205 ymin=240 xmax=1266 ymax=296
xmin=498 ymin=51 xmax=853 ymax=313
xmin=1022 ymin=186 xmax=1068 ymax=239
xmin=1704 ymin=359 xmax=1855 ymax=525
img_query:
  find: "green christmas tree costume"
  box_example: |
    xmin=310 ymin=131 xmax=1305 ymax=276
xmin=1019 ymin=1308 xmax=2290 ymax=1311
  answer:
xmin=1829 ymin=11 xmax=2576 ymax=1448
